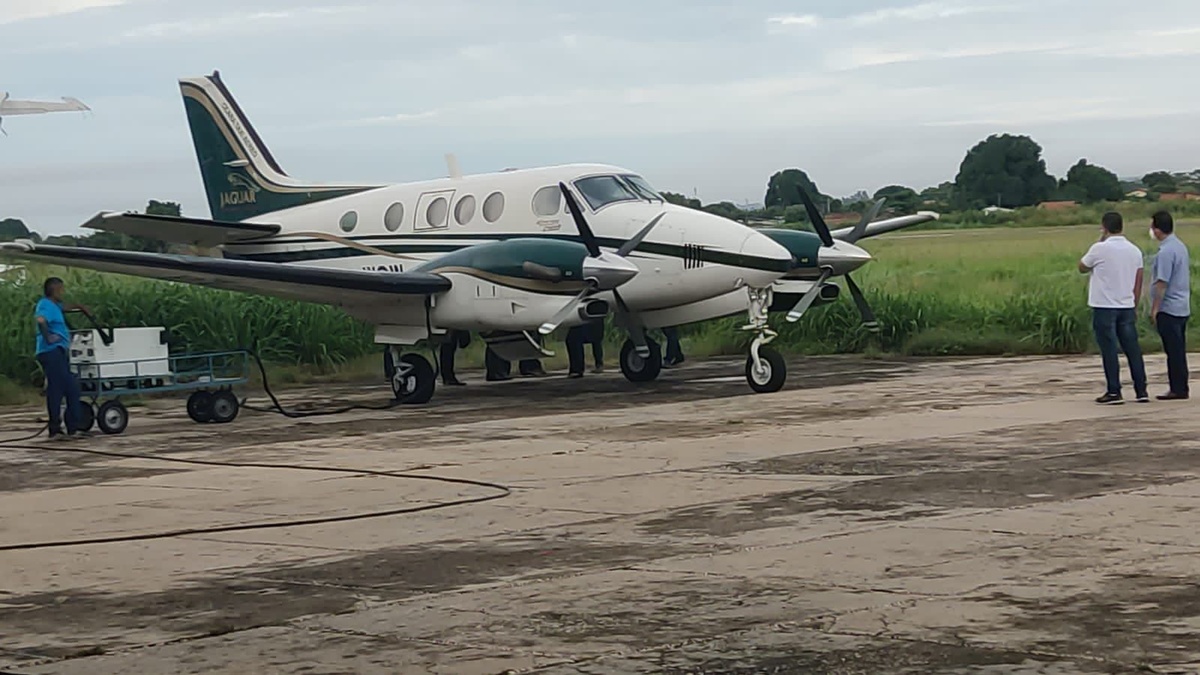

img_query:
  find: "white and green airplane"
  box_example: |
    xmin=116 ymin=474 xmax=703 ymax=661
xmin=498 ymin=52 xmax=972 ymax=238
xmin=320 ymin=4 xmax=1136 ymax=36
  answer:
xmin=0 ymin=92 xmax=89 ymax=135
xmin=1 ymin=71 xmax=938 ymax=403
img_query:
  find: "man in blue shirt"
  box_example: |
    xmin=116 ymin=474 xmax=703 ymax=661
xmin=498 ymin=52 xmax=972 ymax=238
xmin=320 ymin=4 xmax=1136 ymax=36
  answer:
xmin=35 ymin=277 xmax=89 ymax=439
xmin=1149 ymin=211 xmax=1191 ymax=400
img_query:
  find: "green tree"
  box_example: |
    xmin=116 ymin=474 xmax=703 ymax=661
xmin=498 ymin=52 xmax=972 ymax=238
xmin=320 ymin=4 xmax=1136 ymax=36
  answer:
xmin=872 ymin=185 xmax=920 ymax=214
xmin=1143 ymin=171 xmax=1178 ymax=193
xmin=701 ymin=201 xmax=745 ymax=221
xmin=661 ymin=192 xmax=701 ymax=210
xmin=764 ymin=169 xmax=826 ymax=209
xmin=953 ymin=134 xmax=1057 ymax=209
xmin=146 ymin=200 xmax=182 ymax=216
xmin=0 ymin=218 xmax=31 ymax=241
xmin=919 ymin=182 xmax=955 ymax=211
xmin=1061 ymin=159 xmax=1123 ymax=203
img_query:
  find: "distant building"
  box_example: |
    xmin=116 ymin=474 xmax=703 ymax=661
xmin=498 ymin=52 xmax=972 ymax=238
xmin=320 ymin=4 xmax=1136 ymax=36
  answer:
xmin=1159 ymin=193 xmax=1200 ymax=202
xmin=1126 ymin=189 xmax=1150 ymax=199
xmin=1037 ymin=201 xmax=1078 ymax=211
xmin=982 ymin=206 xmax=1015 ymax=215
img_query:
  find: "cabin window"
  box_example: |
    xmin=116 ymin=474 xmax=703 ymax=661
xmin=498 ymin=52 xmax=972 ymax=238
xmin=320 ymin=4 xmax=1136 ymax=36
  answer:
xmin=455 ymin=195 xmax=476 ymax=225
xmin=482 ymin=191 xmax=505 ymax=223
xmin=573 ymin=175 xmax=639 ymax=211
xmin=531 ymin=186 xmax=563 ymax=217
xmin=383 ymin=202 xmax=405 ymax=232
xmin=339 ymin=210 xmax=358 ymax=233
xmin=426 ymin=197 xmax=449 ymax=227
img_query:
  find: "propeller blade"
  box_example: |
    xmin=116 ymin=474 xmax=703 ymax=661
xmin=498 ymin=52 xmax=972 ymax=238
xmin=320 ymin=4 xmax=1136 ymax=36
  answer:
xmin=794 ymin=188 xmax=834 ymax=248
xmin=559 ymin=182 xmax=601 ymax=258
xmin=786 ymin=268 xmax=833 ymax=322
xmin=538 ymin=285 xmax=593 ymax=335
xmin=845 ymin=198 xmax=886 ymax=244
xmin=845 ymin=273 xmax=880 ymax=333
xmin=615 ymin=212 xmax=667 ymax=258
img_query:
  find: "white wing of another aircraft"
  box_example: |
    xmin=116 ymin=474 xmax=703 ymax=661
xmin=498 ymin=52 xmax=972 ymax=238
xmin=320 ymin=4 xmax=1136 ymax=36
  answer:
xmin=0 ymin=92 xmax=90 ymax=134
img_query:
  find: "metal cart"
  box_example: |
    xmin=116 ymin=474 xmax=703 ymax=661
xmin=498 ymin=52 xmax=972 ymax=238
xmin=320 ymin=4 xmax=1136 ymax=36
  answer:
xmin=69 ymin=346 xmax=251 ymax=435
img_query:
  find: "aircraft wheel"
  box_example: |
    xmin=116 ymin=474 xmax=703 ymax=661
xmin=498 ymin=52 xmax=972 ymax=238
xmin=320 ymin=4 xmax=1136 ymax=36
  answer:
xmin=76 ymin=402 xmax=96 ymax=433
xmin=187 ymin=391 xmax=214 ymax=423
xmin=97 ymin=400 xmax=129 ymax=435
xmin=392 ymin=353 xmax=436 ymax=405
xmin=745 ymin=346 xmax=786 ymax=394
xmin=210 ymin=390 xmax=240 ymax=424
xmin=619 ymin=338 xmax=663 ymax=383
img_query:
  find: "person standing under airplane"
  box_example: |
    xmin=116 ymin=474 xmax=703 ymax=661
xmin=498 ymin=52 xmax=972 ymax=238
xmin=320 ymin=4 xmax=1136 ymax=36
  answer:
xmin=438 ymin=330 xmax=469 ymax=386
xmin=34 ymin=277 xmax=90 ymax=439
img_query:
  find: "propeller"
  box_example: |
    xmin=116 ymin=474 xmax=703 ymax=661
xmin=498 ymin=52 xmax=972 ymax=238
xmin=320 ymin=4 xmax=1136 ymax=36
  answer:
xmin=537 ymin=183 xmax=665 ymax=343
xmin=790 ymin=189 xmax=885 ymax=333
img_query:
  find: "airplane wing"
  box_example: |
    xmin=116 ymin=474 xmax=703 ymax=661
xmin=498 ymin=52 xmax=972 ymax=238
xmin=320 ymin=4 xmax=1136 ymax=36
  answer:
xmin=0 ymin=95 xmax=90 ymax=116
xmin=0 ymin=240 xmax=450 ymax=324
xmin=830 ymin=211 xmax=939 ymax=241
xmin=83 ymin=212 xmax=281 ymax=248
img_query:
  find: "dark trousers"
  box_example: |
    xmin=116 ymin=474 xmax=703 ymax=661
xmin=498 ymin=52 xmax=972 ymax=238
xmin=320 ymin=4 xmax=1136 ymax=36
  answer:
xmin=37 ymin=347 xmax=82 ymax=435
xmin=566 ymin=323 xmax=604 ymax=374
xmin=663 ymin=326 xmax=684 ymax=364
xmin=1092 ymin=308 xmax=1147 ymax=397
xmin=1155 ymin=313 xmax=1190 ymax=395
xmin=438 ymin=331 xmax=468 ymax=384
xmin=485 ymin=347 xmax=510 ymax=380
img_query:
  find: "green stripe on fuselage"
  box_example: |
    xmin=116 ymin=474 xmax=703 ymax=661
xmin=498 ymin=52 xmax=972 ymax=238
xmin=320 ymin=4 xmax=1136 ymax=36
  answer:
xmin=225 ymin=233 xmax=792 ymax=273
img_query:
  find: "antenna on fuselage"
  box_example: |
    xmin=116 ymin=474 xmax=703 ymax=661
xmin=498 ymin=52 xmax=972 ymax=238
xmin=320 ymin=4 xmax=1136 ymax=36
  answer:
xmin=445 ymin=153 xmax=462 ymax=179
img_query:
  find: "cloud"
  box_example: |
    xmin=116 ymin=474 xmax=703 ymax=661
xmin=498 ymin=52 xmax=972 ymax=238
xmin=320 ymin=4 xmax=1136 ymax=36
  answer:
xmin=118 ymin=5 xmax=367 ymax=41
xmin=768 ymin=1 xmax=1016 ymax=31
xmin=0 ymin=0 xmax=127 ymax=25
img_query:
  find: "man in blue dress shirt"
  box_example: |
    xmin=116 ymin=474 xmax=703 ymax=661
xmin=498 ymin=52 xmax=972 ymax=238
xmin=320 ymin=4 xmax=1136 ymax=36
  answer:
xmin=35 ymin=277 xmax=89 ymax=439
xmin=1148 ymin=211 xmax=1191 ymax=400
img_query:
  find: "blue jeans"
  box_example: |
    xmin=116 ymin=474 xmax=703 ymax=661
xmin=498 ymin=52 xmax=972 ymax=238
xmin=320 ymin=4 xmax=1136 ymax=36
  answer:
xmin=36 ymin=346 xmax=83 ymax=435
xmin=1092 ymin=308 xmax=1147 ymax=397
xmin=662 ymin=327 xmax=684 ymax=364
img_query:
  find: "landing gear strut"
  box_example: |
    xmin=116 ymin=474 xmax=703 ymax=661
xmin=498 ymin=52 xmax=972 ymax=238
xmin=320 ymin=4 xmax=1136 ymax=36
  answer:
xmin=743 ymin=286 xmax=786 ymax=394
xmin=385 ymin=346 xmax=435 ymax=404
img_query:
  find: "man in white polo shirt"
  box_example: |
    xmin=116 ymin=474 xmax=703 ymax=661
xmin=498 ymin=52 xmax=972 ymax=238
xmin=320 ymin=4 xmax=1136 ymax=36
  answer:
xmin=1079 ymin=211 xmax=1148 ymax=404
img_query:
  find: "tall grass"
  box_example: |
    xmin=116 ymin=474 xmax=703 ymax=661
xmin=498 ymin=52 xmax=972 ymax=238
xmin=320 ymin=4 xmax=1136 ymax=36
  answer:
xmin=1 ymin=221 xmax=1195 ymax=389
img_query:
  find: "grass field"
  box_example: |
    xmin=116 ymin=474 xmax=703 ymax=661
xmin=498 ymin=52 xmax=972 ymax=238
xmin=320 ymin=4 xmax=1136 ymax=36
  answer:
xmin=1 ymin=220 xmax=1195 ymax=404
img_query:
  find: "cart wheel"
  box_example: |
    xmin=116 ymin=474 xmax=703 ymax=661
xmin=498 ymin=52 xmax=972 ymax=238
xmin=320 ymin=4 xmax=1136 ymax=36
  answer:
xmin=96 ymin=400 xmax=129 ymax=435
xmin=187 ymin=391 xmax=214 ymax=423
xmin=76 ymin=402 xmax=96 ymax=433
xmin=211 ymin=391 xmax=240 ymax=424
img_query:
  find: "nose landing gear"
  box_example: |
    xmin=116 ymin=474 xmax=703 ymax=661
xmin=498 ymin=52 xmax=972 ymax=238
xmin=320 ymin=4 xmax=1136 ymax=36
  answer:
xmin=743 ymin=286 xmax=786 ymax=394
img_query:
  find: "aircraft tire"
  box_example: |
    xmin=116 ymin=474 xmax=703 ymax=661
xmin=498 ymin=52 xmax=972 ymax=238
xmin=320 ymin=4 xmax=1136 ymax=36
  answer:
xmin=393 ymin=353 xmax=436 ymax=405
xmin=619 ymin=338 xmax=662 ymax=383
xmin=745 ymin=346 xmax=786 ymax=394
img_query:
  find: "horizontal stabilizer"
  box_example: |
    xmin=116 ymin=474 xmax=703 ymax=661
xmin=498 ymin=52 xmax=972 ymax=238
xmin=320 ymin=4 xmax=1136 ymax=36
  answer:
xmin=82 ymin=212 xmax=281 ymax=248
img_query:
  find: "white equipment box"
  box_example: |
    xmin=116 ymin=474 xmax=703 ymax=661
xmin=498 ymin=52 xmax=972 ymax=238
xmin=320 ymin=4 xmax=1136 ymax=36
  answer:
xmin=71 ymin=327 xmax=172 ymax=380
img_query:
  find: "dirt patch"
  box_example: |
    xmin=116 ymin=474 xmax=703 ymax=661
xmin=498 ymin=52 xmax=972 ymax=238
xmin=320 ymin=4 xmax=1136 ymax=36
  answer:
xmin=993 ymin=573 xmax=1200 ymax=666
xmin=2 ymin=539 xmax=691 ymax=655
xmin=0 ymin=453 xmax=180 ymax=493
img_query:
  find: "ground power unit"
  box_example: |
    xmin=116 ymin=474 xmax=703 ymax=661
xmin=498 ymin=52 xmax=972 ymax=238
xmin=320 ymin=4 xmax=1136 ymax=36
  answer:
xmin=70 ymin=327 xmax=172 ymax=388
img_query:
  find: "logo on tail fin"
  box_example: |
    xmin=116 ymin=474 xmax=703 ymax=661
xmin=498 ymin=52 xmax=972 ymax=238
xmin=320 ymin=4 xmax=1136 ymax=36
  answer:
xmin=220 ymin=172 xmax=260 ymax=209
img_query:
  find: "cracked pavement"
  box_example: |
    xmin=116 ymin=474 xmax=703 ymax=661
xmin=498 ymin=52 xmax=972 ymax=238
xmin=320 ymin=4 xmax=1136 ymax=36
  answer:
xmin=0 ymin=354 xmax=1198 ymax=674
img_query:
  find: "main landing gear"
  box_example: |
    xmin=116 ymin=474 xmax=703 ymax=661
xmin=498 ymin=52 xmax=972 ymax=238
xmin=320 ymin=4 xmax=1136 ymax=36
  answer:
xmin=743 ymin=286 xmax=786 ymax=394
xmin=383 ymin=346 xmax=435 ymax=405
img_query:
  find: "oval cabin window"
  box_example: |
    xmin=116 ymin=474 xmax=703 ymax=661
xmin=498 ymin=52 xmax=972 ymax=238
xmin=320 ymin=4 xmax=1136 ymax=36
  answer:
xmin=482 ymin=191 xmax=505 ymax=223
xmin=383 ymin=203 xmax=405 ymax=232
xmin=455 ymin=195 xmax=476 ymax=225
xmin=426 ymin=197 xmax=449 ymax=227
xmin=339 ymin=211 xmax=358 ymax=233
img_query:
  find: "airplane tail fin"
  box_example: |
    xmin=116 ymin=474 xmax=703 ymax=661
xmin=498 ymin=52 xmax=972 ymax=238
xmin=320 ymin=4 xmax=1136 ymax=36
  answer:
xmin=178 ymin=71 xmax=379 ymax=222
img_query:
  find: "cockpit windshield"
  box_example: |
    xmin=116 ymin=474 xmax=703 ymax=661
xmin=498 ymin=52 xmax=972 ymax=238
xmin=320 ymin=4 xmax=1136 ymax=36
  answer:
xmin=573 ymin=175 xmax=640 ymax=211
xmin=620 ymin=174 xmax=663 ymax=202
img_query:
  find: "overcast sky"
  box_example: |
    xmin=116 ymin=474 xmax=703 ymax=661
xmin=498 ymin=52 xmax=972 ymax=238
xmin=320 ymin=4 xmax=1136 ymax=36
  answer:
xmin=2 ymin=0 xmax=1199 ymax=234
